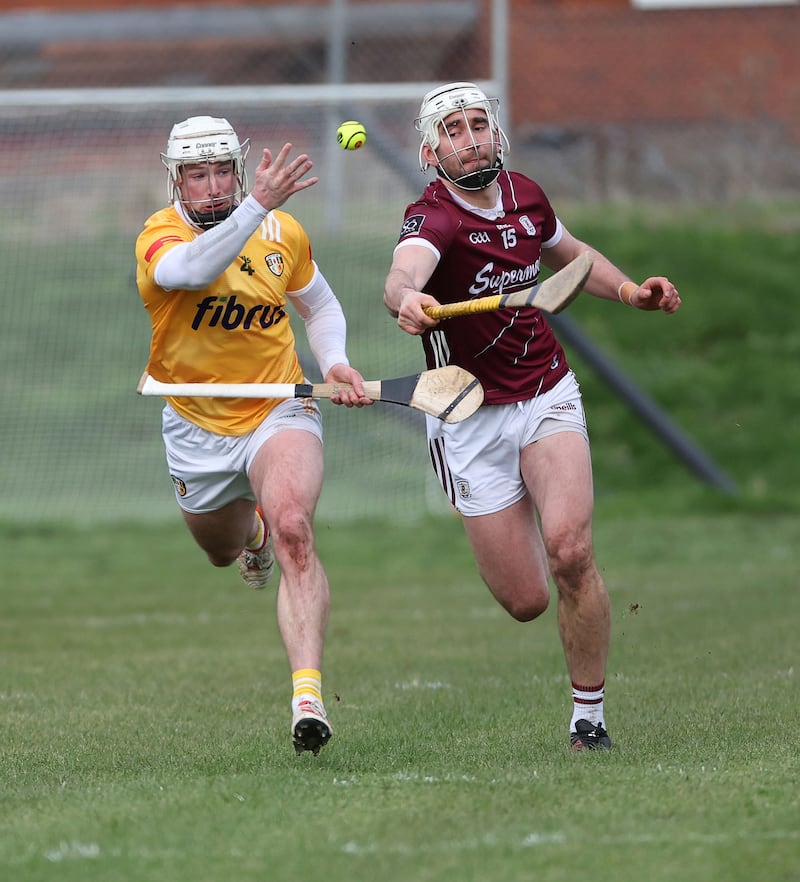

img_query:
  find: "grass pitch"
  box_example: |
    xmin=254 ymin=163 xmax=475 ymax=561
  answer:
xmin=1 ymin=511 xmax=798 ymax=881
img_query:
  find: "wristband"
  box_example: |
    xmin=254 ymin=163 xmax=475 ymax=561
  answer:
xmin=617 ymin=281 xmax=636 ymax=306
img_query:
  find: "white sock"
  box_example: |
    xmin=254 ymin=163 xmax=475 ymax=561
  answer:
xmin=570 ymin=680 xmax=605 ymax=731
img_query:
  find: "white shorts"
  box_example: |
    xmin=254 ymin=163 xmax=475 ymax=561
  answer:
xmin=426 ymin=370 xmax=589 ymax=517
xmin=161 ymin=398 xmax=323 ymax=513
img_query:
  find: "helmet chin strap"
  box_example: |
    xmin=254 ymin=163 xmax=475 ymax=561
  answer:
xmin=184 ymin=202 xmax=237 ymax=229
xmin=436 ymin=161 xmax=503 ymax=191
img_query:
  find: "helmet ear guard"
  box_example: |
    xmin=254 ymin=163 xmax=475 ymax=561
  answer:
xmin=161 ymin=116 xmax=250 ymax=227
xmin=414 ymin=82 xmax=511 ymax=191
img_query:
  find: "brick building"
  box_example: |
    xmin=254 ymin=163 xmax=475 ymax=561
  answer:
xmin=1 ymin=0 xmax=797 ymax=199
xmin=1 ymin=1 xmax=797 ymax=137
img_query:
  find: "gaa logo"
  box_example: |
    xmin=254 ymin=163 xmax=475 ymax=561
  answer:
xmin=469 ymin=231 xmax=491 ymax=244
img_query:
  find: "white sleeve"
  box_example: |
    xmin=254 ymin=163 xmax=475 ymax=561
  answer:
xmin=542 ymin=217 xmax=564 ymax=249
xmin=154 ymin=195 xmax=269 ymax=290
xmin=287 ymin=265 xmax=350 ymax=379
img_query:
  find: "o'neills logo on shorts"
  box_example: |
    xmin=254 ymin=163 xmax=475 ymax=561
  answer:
xmin=170 ymin=475 xmax=187 ymax=497
xmin=551 ymin=402 xmax=577 ymax=412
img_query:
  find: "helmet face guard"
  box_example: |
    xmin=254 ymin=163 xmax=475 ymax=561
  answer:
xmin=161 ymin=116 xmax=250 ymax=228
xmin=415 ymin=82 xmax=510 ymax=191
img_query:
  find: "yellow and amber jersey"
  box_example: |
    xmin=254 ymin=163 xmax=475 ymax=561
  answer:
xmin=135 ymin=205 xmax=316 ymax=435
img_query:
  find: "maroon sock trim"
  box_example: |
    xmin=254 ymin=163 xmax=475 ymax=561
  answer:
xmin=571 ymin=680 xmax=605 ymax=693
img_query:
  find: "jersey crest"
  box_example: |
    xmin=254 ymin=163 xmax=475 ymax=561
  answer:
xmin=265 ymin=252 xmax=285 ymax=277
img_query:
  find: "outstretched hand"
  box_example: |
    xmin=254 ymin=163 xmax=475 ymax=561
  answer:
xmin=250 ymin=144 xmax=319 ymax=212
xmin=631 ymin=277 xmax=682 ymax=314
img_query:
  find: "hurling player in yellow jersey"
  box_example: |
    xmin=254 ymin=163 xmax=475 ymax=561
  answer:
xmin=136 ymin=116 xmax=372 ymax=755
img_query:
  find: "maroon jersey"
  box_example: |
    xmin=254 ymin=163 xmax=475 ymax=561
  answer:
xmin=395 ymin=172 xmax=570 ymax=404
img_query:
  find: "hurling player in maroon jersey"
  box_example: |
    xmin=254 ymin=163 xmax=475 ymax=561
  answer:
xmin=384 ymin=82 xmax=681 ymax=750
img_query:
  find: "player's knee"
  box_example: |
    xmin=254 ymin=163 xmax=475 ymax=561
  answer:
xmin=271 ymin=509 xmax=314 ymax=569
xmin=490 ymin=579 xmax=550 ymax=622
xmin=482 ymin=560 xmax=550 ymax=621
xmin=206 ymin=548 xmax=240 ymax=568
xmin=506 ymin=592 xmax=550 ymax=622
xmin=546 ymin=530 xmax=595 ymax=589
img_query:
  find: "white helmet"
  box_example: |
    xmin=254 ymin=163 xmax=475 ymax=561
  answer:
xmin=415 ymin=82 xmax=510 ymax=191
xmin=161 ymin=116 xmax=250 ymax=227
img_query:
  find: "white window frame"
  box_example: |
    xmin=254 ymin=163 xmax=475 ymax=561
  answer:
xmin=633 ymin=0 xmax=797 ymax=9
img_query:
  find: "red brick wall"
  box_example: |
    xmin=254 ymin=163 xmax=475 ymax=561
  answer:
xmin=0 ymin=0 xmax=281 ymax=7
xmin=1 ymin=0 xmax=797 ymax=141
xmin=509 ymin=1 xmax=800 ymax=141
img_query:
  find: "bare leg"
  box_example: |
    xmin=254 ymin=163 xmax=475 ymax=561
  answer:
xmin=461 ymin=492 xmax=551 ymax=621
xmin=182 ymin=497 xmax=257 ymax=566
xmin=522 ymin=432 xmax=610 ymax=686
xmin=247 ymin=429 xmax=328 ymax=673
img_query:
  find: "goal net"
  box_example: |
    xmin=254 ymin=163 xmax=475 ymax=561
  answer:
xmin=0 ymin=84 xmax=494 ymax=525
